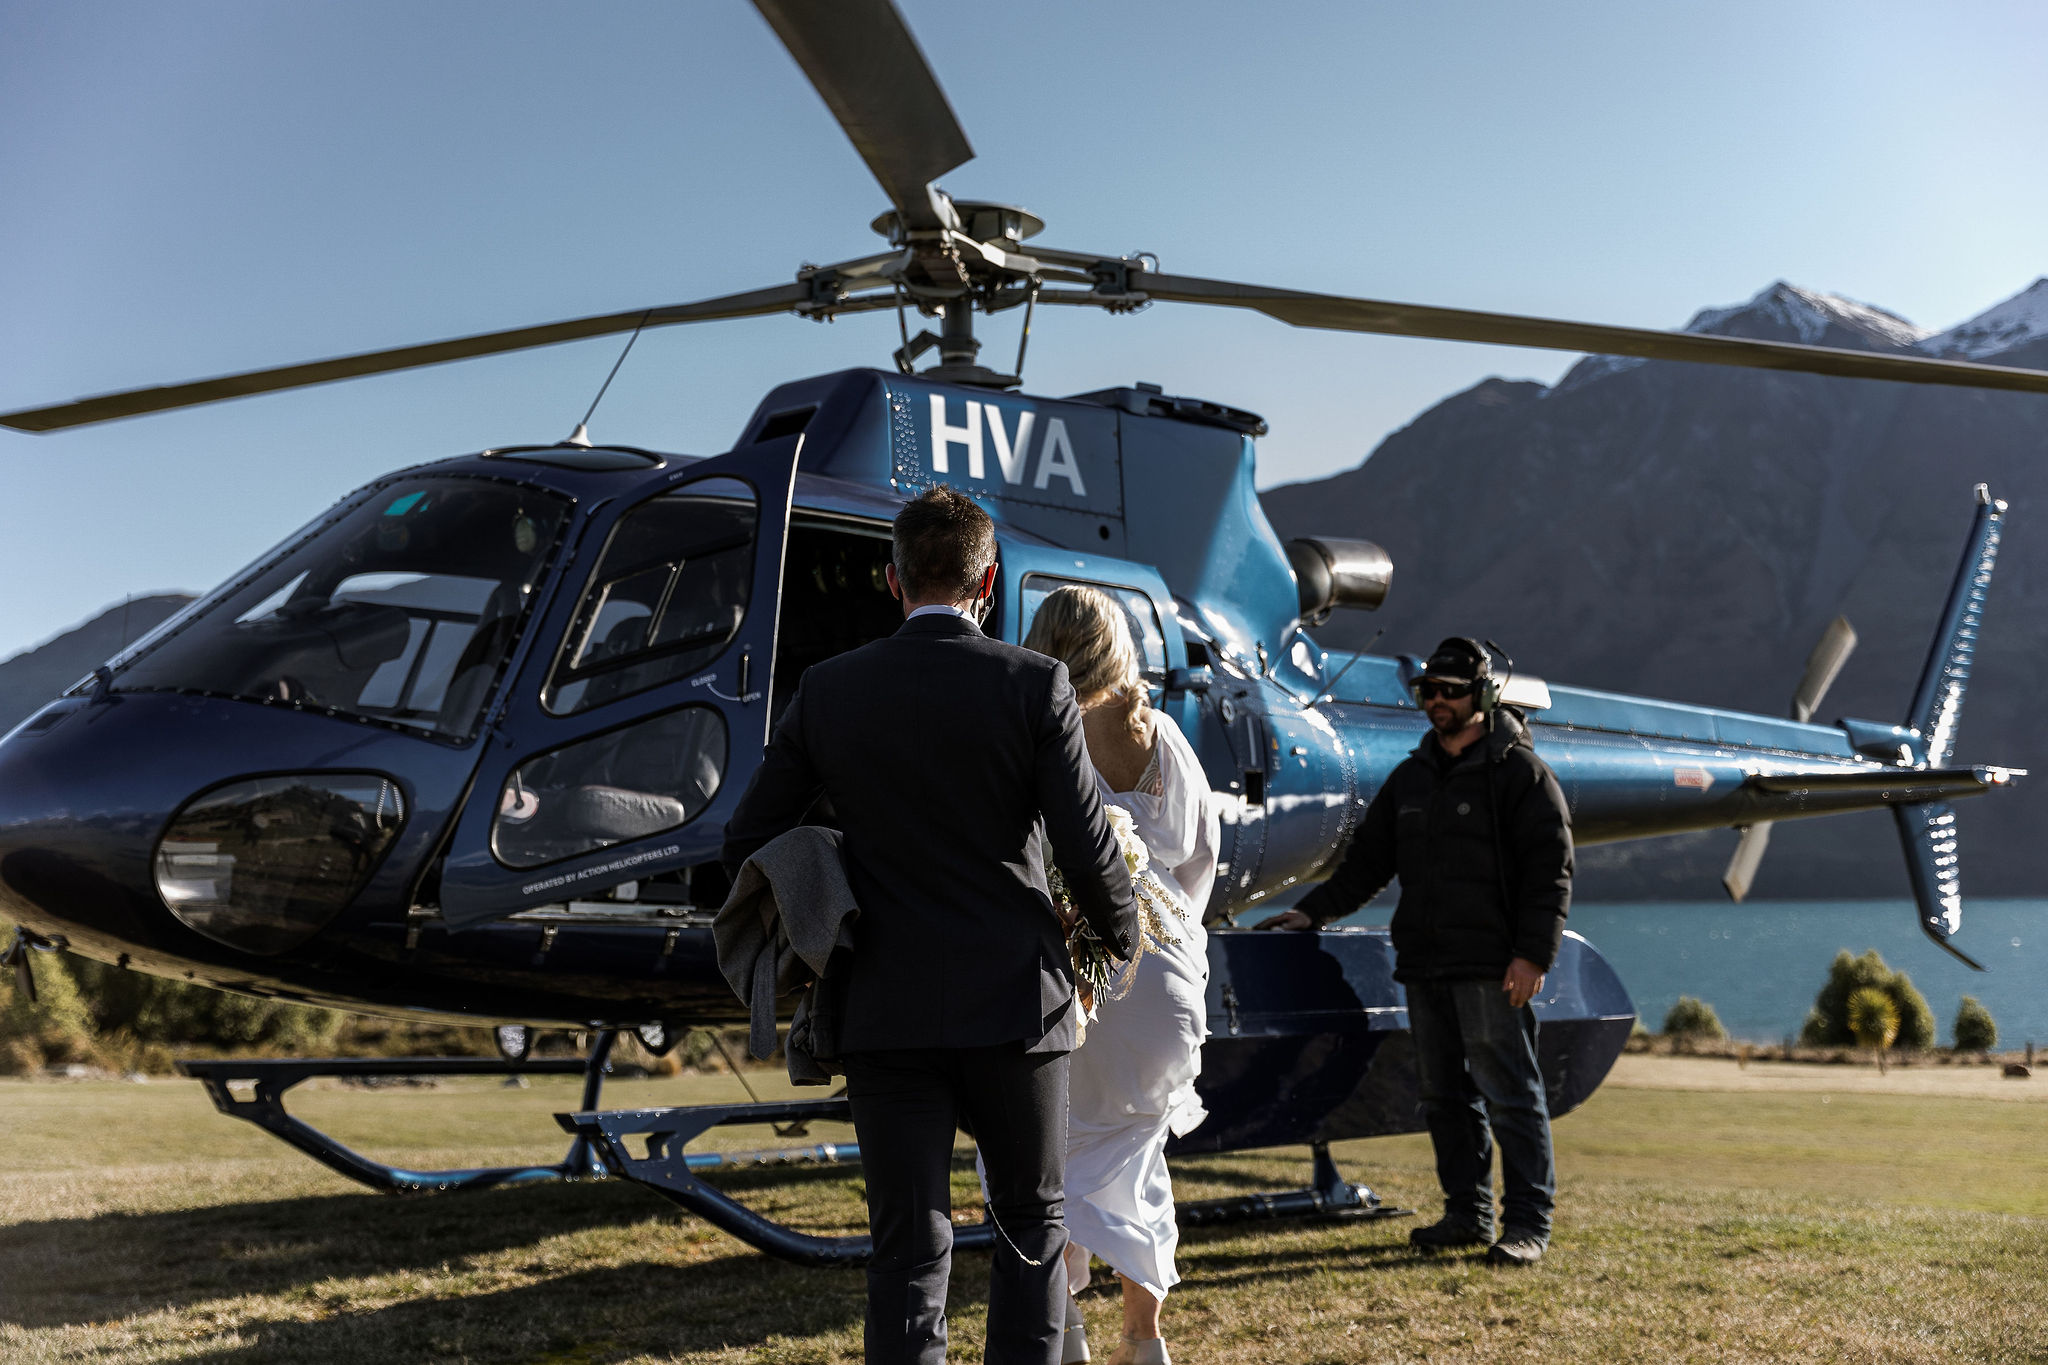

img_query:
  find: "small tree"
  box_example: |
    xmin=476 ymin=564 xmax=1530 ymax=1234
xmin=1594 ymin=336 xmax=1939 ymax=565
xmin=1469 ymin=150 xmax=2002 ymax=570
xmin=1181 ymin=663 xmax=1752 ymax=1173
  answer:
xmin=1663 ymin=996 xmax=1726 ymax=1041
xmin=1801 ymin=949 xmax=1934 ymax=1049
xmin=1847 ymin=987 xmax=1899 ymax=1050
xmin=1953 ymin=996 xmax=1998 ymax=1052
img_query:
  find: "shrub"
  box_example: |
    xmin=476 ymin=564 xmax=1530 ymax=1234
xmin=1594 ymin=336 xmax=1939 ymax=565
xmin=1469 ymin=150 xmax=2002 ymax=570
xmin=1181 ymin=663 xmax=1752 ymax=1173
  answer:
xmin=1662 ymin=996 xmax=1726 ymax=1040
xmin=1846 ymin=987 xmax=1900 ymax=1050
xmin=1889 ymin=969 xmax=1937 ymax=1049
xmin=1800 ymin=949 xmax=1935 ymax=1049
xmin=4 ymin=915 xmax=350 ymax=1068
xmin=0 ymin=1037 xmax=45 ymax=1076
xmin=1953 ymin=995 xmax=1998 ymax=1052
xmin=65 ymin=956 xmax=345 ymax=1052
xmin=0 ymin=925 xmax=97 ymax=1069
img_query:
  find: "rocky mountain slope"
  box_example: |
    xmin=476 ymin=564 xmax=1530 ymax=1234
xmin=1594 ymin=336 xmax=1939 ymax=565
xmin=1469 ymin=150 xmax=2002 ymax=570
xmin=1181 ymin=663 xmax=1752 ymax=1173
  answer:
xmin=1263 ymin=279 xmax=2048 ymax=901
xmin=0 ymin=595 xmax=192 ymax=734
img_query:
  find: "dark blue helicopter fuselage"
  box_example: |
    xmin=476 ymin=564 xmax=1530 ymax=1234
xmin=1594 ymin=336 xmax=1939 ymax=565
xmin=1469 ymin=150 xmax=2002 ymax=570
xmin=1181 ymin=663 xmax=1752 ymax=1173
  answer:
xmin=0 ymin=368 xmax=2004 ymax=1145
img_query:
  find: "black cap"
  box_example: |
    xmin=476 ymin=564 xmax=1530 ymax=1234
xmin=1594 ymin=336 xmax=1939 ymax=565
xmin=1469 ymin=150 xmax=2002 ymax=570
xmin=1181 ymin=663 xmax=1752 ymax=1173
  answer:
xmin=1418 ymin=637 xmax=1490 ymax=685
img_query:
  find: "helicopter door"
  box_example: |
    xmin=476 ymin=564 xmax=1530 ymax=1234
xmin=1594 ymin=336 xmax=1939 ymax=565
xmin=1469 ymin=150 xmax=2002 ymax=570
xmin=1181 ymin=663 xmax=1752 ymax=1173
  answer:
xmin=436 ymin=436 xmax=800 ymax=926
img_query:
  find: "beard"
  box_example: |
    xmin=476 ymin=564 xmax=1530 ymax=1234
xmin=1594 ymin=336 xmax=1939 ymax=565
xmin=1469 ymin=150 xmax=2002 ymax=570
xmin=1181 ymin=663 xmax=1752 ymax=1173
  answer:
xmin=1426 ymin=702 xmax=1463 ymax=732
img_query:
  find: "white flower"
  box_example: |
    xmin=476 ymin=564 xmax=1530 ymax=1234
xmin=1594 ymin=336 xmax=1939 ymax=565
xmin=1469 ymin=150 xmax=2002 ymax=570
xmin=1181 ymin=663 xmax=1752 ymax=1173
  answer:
xmin=1103 ymin=804 xmax=1149 ymax=879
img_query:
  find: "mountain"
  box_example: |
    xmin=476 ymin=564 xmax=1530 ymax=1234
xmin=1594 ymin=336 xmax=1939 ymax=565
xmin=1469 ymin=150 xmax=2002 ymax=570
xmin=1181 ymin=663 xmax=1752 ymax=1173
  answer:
xmin=1923 ymin=278 xmax=2048 ymax=359
xmin=1261 ymin=279 xmax=2048 ymax=901
xmin=0 ymin=595 xmax=194 ymax=734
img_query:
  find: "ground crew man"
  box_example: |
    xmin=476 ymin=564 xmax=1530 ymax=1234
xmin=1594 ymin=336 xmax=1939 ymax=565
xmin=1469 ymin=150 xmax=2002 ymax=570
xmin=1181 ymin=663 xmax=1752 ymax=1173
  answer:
xmin=1264 ymin=637 xmax=1573 ymax=1266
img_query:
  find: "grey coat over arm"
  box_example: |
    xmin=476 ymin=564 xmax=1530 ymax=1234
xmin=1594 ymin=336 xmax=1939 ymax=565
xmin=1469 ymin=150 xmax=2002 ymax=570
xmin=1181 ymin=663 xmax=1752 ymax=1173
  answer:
xmin=721 ymin=612 xmax=1137 ymax=1056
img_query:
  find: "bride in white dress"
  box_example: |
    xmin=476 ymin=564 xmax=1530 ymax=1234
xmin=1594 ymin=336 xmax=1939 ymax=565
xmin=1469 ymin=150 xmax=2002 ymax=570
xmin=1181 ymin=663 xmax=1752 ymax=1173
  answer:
xmin=1024 ymin=586 xmax=1218 ymax=1365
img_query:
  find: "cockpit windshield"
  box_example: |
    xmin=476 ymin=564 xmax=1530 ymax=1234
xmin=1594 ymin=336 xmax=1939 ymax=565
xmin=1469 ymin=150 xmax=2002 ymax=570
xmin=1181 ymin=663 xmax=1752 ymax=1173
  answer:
xmin=116 ymin=478 xmax=569 ymax=739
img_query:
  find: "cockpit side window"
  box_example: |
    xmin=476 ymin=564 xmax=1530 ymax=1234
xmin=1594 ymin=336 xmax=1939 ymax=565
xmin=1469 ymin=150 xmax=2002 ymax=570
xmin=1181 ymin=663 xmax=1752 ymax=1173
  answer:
xmin=114 ymin=479 xmax=568 ymax=740
xmin=1019 ymin=575 xmax=1169 ymax=687
xmin=543 ymin=478 xmax=758 ymax=715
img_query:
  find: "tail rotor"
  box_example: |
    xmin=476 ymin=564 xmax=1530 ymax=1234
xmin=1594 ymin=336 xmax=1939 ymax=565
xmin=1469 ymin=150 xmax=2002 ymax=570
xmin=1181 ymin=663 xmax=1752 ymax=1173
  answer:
xmin=1723 ymin=615 xmax=1858 ymax=901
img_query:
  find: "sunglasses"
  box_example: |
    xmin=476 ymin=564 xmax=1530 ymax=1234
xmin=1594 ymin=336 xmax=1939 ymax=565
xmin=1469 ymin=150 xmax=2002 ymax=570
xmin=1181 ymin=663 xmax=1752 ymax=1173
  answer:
xmin=1413 ymin=679 xmax=1475 ymax=702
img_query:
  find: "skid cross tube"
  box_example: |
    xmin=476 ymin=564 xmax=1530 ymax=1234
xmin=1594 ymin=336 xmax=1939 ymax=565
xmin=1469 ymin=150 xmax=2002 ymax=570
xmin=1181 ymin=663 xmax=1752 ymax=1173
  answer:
xmin=563 ymin=1103 xmax=1410 ymax=1267
xmin=176 ymin=1032 xmax=619 ymax=1194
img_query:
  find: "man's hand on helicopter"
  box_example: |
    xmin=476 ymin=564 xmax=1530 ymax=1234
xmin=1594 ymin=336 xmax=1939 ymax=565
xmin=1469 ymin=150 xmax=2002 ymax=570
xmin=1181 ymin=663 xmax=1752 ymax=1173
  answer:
xmin=1261 ymin=913 xmax=1544 ymax=1001
xmin=1502 ymin=957 xmax=1546 ymax=1009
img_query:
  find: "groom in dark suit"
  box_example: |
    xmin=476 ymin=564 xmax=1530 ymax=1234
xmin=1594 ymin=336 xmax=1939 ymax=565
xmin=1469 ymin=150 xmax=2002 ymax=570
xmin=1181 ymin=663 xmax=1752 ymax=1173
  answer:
xmin=723 ymin=485 xmax=1138 ymax=1365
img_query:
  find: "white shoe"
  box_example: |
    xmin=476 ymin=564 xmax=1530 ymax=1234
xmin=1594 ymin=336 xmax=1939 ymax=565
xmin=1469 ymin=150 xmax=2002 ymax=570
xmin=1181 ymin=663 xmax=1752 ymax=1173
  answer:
xmin=1061 ymin=1296 xmax=1091 ymax=1364
xmin=1106 ymin=1337 xmax=1169 ymax=1365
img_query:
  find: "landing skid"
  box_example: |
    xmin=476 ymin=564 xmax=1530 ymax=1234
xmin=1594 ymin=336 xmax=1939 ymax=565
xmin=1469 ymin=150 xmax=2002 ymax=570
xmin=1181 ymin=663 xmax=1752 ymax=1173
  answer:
xmin=562 ymin=1100 xmax=1412 ymax=1268
xmin=176 ymin=1034 xmax=627 ymax=1193
xmin=176 ymin=1044 xmax=1412 ymax=1262
xmin=175 ymin=1033 xmax=867 ymax=1195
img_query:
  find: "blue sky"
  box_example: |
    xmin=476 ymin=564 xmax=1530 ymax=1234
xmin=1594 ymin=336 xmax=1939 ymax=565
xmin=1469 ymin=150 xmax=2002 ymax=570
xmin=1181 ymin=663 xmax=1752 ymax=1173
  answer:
xmin=3 ymin=0 xmax=2045 ymax=661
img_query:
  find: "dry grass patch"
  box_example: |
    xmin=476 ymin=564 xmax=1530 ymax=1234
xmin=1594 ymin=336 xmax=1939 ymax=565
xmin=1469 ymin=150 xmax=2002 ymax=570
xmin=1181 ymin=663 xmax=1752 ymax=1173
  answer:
xmin=1 ymin=1061 xmax=2044 ymax=1363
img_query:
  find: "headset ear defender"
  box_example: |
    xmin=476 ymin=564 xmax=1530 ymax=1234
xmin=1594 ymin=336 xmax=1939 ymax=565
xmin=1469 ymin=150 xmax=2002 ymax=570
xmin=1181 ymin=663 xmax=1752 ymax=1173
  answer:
xmin=1455 ymin=636 xmax=1504 ymax=713
xmin=1476 ymin=637 xmax=1519 ymax=713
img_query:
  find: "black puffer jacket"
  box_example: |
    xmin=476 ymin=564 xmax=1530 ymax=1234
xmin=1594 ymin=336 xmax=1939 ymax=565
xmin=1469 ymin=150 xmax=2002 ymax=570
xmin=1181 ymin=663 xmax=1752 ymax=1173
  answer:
xmin=1294 ymin=708 xmax=1573 ymax=980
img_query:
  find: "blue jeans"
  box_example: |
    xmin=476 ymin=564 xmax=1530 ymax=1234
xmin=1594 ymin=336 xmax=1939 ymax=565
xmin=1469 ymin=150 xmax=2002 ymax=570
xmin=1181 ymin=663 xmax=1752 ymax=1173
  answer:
xmin=1404 ymin=977 xmax=1556 ymax=1241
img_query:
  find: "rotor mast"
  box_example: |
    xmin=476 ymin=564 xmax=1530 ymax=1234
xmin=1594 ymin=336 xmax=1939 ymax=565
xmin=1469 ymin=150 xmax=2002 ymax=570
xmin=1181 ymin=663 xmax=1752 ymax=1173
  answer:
xmin=861 ymin=199 xmax=1066 ymax=388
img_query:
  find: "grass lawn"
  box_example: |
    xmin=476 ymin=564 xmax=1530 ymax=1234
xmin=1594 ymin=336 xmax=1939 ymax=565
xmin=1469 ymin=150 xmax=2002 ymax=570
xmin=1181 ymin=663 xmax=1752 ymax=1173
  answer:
xmin=1 ymin=1058 xmax=2043 ymax=1363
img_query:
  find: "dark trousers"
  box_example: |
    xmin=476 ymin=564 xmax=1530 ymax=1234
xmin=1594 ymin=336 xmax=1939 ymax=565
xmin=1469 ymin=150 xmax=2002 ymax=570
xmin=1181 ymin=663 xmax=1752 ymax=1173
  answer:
xmin=1404 ymin=977 xmax=1557 ymax=1240
xmin=842 ymin=1043 xmax=1070 ymax=1365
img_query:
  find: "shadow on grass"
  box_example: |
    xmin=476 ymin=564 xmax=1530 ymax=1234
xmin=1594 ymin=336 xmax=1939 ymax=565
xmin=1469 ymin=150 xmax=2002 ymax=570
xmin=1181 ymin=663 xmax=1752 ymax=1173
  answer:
xmin=0 ymin=1163 xmax=866 ymax=1331
xmin=180 ymin=1260 xmax=869 ymax=1364
xmin=1165 ymin=1156 xmax=1331 ymax=1195
xmin=176 ymin=1246 xmax=1041 ymax=1364
xmin=1173 ymin=1216 xmax=1449 ymax=1280
xmin=4 ymin=1147 xmax=1438 ymax=1355
xmin=1183 ymin=1234 xmax=1451 ymax=1280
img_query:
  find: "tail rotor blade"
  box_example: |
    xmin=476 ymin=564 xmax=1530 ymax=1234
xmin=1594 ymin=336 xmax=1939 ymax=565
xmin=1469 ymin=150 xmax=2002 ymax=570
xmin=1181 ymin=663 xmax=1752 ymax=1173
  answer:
xmin=751 ymin=0 xmax=973 ymax=231
xmin=1791 ymin=616 xmax=1858 ymax=724
xmin=1132 ymin=272 xmax=2048 ymax=396
xmin=1722 ymin=823 xmax=1772 ymax=903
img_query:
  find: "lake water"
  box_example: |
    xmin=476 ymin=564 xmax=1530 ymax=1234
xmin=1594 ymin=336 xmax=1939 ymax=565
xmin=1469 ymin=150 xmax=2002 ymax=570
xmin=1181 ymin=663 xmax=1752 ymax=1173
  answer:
xmin=1342 ymin=899 xmax=2048 ymax=1047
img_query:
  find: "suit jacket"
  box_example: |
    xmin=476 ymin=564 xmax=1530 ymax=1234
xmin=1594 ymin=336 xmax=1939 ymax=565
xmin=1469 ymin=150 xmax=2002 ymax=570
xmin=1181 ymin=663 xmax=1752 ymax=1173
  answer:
xmin=721 ymin=612 xmax=1138 ymax=1054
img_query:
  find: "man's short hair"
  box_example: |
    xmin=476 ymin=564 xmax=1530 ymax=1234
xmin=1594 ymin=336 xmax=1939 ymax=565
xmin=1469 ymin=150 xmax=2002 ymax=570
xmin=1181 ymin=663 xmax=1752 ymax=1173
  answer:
xmin=892 ymin=486 xmax=996 ymax=602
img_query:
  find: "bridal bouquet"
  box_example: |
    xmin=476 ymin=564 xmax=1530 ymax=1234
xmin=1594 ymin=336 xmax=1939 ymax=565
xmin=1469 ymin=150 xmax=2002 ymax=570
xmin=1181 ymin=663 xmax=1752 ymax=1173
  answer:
xmin=1048 ymin=806 xmax=1186 ymax=1020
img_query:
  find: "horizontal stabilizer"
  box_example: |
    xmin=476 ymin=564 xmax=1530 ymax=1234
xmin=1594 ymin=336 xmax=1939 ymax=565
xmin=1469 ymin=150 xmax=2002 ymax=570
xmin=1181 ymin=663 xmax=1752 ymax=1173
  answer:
xmin=1746 ymin=766 xmax=2021 ymax=801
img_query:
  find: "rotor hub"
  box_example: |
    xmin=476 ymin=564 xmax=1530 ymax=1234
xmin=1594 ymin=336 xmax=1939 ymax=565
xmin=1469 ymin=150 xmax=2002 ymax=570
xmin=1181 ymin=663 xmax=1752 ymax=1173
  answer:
xmin=871 ymin=199 xmax=1044 ymax=246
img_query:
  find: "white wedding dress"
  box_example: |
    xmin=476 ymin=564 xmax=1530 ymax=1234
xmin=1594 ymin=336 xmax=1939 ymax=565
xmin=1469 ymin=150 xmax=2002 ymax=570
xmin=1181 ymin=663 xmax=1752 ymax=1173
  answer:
xmin=1063 ymin=712 xmax=1219 ymax=1302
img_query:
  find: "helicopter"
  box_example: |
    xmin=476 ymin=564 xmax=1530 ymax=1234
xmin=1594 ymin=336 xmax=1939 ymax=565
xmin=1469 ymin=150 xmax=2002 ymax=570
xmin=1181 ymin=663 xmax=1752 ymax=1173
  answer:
xmin=0 ymin=0 xmax=2035 ymax=1263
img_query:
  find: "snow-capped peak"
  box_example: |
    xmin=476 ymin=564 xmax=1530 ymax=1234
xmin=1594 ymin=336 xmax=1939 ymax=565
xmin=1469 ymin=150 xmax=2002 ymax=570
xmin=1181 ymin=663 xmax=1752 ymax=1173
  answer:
xmin=1920 ymin=279 xmax=2048 ymax=360
xmin=1546 ymin=281 xmax=1929 ymax=399
xmin=1685 ymin=281 xmax=1931 ymax=349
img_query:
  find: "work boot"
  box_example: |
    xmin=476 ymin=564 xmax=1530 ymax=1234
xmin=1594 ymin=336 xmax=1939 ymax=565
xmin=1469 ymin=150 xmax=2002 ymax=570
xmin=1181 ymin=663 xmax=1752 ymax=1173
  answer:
xmin=1408 ymin=1215 xmax=1492 ymax=1251
xmin=1486 ymin=1229 xmax=1546 ymax=1266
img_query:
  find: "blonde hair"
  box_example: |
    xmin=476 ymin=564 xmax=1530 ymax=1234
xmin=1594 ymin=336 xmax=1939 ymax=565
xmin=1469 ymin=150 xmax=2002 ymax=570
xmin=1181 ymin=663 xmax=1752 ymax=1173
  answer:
xmin=1024 ymin=586 xmax=1142 ymax=710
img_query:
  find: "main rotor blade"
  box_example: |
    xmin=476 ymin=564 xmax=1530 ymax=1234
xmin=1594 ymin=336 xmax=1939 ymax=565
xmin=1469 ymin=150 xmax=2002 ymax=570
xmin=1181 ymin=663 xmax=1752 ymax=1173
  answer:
xmin=0 ymin=282 xmax=810 ymax=433
xmin=1138 ymin=273 xmax=2048 ymax=396
xmin=751 ymin=0 xmax=972 ymax=232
